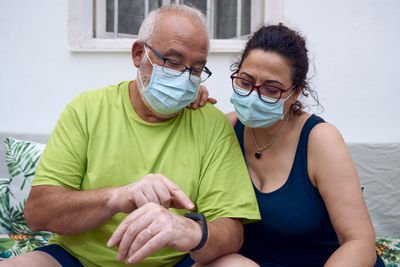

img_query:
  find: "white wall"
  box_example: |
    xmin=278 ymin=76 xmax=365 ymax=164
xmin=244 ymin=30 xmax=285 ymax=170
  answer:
xmin=283 ymin=0 xmax=400 ymax=143
xmin=1 ymin=0 xmax=399 ymax=143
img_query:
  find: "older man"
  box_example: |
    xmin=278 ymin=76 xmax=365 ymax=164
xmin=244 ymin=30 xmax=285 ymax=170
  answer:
xmin=0 ymin=5 xmax=259 ymax=267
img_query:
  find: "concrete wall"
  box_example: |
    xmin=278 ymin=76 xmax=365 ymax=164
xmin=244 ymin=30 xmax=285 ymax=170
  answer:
xmin=1 ymin=0 xmax=399 ymax=143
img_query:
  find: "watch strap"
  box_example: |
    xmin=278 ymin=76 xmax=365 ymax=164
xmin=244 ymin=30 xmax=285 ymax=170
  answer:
xmin=184 ymin=213 xmax=208 ymax=251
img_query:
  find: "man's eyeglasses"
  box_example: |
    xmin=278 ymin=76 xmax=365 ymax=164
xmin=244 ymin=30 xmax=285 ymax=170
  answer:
xmin=145 ymin=44 xmax=212 ymax=83
xmin=230 ymin=71 xmax=296 ymax=104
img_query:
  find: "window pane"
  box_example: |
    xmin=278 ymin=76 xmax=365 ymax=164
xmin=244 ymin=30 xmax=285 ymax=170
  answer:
xmin=214 ymin=0 xmax=251 ymax=39
xmin=104 ymin=0 xmax=251 ymax=39
xmin=106 ymin=0 xmax=115 ymax=33
xmin=106 ymin=0 xmax=163 ymax=36
xmin=241 ymin=0 xmax=251 ymax=37
xmin=118 ymin=0 xmax=145 ymax=35
xmin=214 ymin=0 xmax=236 ymax=39
xmin=182 ymin=0 xmax=207 ymax=15
xmin=149 ymin=0 xmax=163 ymax=12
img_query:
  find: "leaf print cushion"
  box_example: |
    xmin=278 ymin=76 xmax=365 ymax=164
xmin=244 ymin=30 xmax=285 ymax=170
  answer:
xmin=0 ymin=233 xmax=52 ymax=260
xmin=2 ymin=138 xmax=46 ymax=235
xmin=376 ymin=236 xmax=400 ymax=266
xmin=0 ymin=180 xmax=9 ymax=234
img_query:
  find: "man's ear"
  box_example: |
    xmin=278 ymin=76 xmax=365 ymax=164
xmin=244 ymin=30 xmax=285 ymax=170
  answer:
xmin=132 ymin=41 xmax=145 ymax=68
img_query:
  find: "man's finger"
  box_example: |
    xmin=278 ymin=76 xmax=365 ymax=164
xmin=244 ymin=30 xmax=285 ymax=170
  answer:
xmin=107 ymin=207 xmax=146 ymax=248
xmin=160 ymin=177 xmax=194 ymax=210
xmin=134 ymin=191 xmax=149 ymax=208
xmin=116 ymin=219 xmax=152 ymax=261
xmin=126 ymin=234 xmax=167 ymax=265
xmin=153 ymin=182 xmax=172 ymax=208
xmin=142 ymin=185 xmax=160 ymax=205
xmin=126 ymin=224 xmax=159 ymax=261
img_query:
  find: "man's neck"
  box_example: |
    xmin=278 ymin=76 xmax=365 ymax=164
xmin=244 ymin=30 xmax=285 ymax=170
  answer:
xmin=128 ymin=81 xmax=171 ymax=123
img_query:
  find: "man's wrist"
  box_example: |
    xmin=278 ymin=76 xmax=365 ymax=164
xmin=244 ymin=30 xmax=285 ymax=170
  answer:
xmin=184 ymin=213 xmax=208 ymax=251
xmin=106 ymin=187 xmax=123 ymax=216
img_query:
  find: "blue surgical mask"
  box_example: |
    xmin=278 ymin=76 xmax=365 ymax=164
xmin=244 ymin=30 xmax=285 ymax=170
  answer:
xmin=138 ymin=48 xmax=200 ymax=115
xmin=230 ymin=83 xmax=295 ymax=128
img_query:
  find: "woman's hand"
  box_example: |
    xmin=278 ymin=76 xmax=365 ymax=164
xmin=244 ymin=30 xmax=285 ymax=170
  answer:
xmin=188 ymin=85 xmax=217 ymax=109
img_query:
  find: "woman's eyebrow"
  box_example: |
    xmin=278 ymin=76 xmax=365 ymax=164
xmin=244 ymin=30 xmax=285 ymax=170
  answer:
xmin=241 ymin=72 xmax=255 ymax=80
xmin=241 ymin=71 xmax=285 ymax=87
xmin=264 ymin=79 xmax=285 ymax=87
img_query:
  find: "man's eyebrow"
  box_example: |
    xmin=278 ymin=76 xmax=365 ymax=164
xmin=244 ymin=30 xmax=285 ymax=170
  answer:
xmin=164 ymin=49 xmax=185 ymax=60
xmin=164 ymin=49 xmax=207 ymax=66
xmin=240 ymin=71 xmax=285 ymax=87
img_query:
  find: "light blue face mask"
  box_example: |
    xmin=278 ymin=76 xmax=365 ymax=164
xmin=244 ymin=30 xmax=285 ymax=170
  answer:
xmin=138 ymin=48 xmax=200 ymax=115
xmin=230 ymin=83 xmax=295 ymax=128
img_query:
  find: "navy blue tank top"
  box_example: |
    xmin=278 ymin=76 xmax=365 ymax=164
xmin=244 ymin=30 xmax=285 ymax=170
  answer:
xmin=235 ymin=114 xmax=384 ymax=267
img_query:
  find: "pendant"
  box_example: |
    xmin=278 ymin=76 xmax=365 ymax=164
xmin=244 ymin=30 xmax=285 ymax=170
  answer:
xmin=255 ymin=151 xmax=261 ymax=159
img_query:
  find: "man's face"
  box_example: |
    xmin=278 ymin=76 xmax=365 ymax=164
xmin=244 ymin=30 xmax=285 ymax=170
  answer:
xmin=138 ymin=11 xmax=209 ymax=87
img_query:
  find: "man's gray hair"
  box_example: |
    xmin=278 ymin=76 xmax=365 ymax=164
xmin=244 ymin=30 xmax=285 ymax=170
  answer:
xmin=138 ymin=4 xmax=208 ymax=45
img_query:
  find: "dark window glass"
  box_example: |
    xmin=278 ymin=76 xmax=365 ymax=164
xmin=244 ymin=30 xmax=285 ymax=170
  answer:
xmin=182 ymin=0 xmax=207 ymax=15
xmin=105 ymin=0 xmax=250 ymax=39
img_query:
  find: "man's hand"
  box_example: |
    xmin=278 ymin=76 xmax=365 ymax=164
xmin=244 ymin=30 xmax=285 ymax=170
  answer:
xmin=108 ymin=174 xmax=194 ymax=215
xmin=107 ymin=202 xmax=203 ymax=265
xmin=187 ymin=85 xmax=217 ymax=109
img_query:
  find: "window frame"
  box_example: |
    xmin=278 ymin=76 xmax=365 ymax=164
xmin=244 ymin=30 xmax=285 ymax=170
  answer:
xmin=68 ymin=0 xmax=284 ymax=53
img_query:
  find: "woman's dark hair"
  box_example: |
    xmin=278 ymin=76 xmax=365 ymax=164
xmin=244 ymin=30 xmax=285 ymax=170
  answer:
xmin=232 ymin=23 xmax=320 ymax=113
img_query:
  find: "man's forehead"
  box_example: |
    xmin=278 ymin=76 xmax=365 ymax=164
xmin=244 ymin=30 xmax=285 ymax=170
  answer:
xmin=150 ymin=11 xmax=209 ymax=63
xmin=154 ymin=10 xmax=208 ymax=41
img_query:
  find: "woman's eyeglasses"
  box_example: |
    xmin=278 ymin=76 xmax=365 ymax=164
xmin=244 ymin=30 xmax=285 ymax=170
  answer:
xmin=230 ymin=71 xmax=296 ymax=104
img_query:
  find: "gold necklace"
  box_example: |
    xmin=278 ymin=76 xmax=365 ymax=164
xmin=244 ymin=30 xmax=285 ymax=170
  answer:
xmin=249 ymin=114 xmax=290 ymax=159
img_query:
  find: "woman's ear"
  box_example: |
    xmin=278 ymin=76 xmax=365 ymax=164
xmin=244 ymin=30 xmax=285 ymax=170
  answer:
xmin=292 ymin=83 xmax=304 ymax=102
xmin=132 ymin=41 xmax=145 ymax=68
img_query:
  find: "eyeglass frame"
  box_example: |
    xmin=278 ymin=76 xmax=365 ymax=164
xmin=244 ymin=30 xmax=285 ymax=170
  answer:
xmin=230 ymin=71 xmax=297 ymax=104
xmin=144 ymin=43 xmax=212 ymax=83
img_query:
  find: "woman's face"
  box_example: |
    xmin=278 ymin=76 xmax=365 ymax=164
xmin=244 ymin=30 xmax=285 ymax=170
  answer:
xmin=238 ymin=49 xmax=295 ymax=102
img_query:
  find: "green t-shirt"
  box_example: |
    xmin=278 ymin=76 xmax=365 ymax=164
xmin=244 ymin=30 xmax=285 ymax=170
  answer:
xmin=32 ymin=81 xmax=260 ymax=267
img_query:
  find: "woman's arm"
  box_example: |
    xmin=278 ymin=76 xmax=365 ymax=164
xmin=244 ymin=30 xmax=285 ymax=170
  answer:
xmin=308 ymin=123 xmax=377 ymax=267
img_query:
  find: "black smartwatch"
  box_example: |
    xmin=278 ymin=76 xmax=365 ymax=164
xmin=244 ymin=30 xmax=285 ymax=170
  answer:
xmin=184 ymin=213 xmax=208 ymax=251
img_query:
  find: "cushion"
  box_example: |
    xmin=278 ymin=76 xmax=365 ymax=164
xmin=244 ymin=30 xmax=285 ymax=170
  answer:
xmin=0 ymin=138 xmax=46 ymax=234
xmin=0 ymin=179 xmax=9 ymax=233
xmin=376 ymin=236 xmax=400 ymax=266
xmin=0 ymin=233 xmax=51 ymax=260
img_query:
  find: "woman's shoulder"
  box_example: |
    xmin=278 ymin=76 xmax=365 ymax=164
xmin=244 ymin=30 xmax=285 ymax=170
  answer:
xmin=308 ymin=117 xmax=344 ymax=149
xmin=225 ymin=111 xmax=237 ymax=127
xmin=307 ymin=116 xmax=352 ymax=183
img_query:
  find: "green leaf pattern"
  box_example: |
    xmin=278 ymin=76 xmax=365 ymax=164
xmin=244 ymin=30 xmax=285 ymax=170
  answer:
xmin=376 ymin=236 xmax=400 ymax=266
xmin=0 ymin=182 xmax=10 ymax=233
xmin=0 ymin=234 xmax=50 ymax=260
xmin=1 ymin=138 xmax=46 ymax=235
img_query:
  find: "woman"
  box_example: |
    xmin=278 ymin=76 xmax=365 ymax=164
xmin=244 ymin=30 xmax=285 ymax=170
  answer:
xmin=198 ymin=24 xmax=384 ymax=267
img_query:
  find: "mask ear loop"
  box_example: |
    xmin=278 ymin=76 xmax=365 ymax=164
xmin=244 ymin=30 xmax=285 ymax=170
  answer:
xmin=137 ymin=45 xmax=154 ymax=90
xmin=281 ymin=87 xmax=298 ymax=119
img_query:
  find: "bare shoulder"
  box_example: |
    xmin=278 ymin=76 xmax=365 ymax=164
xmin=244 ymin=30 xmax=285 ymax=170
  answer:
xmin=307 ymin=119 xmax=357 ymax=188
xmin=308 ymin=121 xmax=346 ymax=153
xmin=225 ymin=111 xmax=237 ymax=127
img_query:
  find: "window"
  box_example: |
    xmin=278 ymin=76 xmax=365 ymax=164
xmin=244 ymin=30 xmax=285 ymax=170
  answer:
xmin=96 ymin=0 xmax=251 ymax=39
xmin=68 ymin=0 xmax=283 ymax=52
